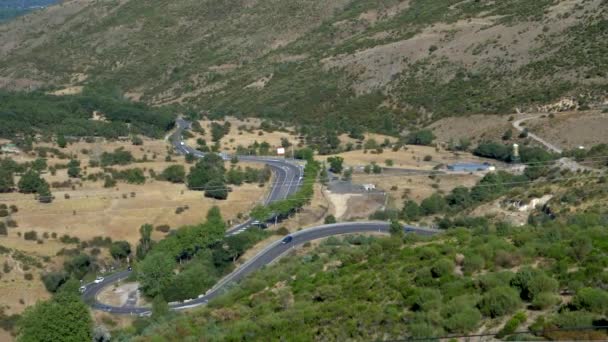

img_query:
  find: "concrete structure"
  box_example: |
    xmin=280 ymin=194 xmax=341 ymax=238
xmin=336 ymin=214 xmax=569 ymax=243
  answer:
xmin=447 ymin=162 xmax=493 ymax=172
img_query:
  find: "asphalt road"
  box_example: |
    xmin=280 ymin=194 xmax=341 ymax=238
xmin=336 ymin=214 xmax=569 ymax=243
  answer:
xmin=82 ymin=119 xmax=441 ymax=315
xmin=171 ymin=118 xmax=304 ymax=235
xmin=83 ymin=222 xmax=441 ymax=315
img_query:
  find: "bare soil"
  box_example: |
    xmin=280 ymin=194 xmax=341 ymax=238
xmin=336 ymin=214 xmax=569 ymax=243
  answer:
xmin=526 ymin=110 xmax=608 ymax=150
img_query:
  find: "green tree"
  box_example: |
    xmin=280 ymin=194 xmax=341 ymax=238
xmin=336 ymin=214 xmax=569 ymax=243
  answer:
xmin=110 ymin=241 xmax=131 ymax=260
xmin=204 ymin=178 xmax=228 ymax=200
xmin=137 ymin=252 xmax=175 ymax=298
xmin=327 ymin=156 xmax=344 ymax=174
xmin=41 ymin=272 xmax=69 ymax=293
xmin=420 ymin=193 xmax=446 ymax=215
xmin=407 ymin=130 xmax=435 ymax=146
xmin=402 ymin=200 xmax=421 ymax=221
xmin=136 ymin=224 xmax=153 ymax=260
xmin=18 ymin=170 xmax=45 ymax=194
xmin=0 ymin=168 xmax=14 ymax=192
xmin=187 ymin=153 xmax=226 ymax=190
xmin=389 ymin=219 xmax=403 ymax=238
xmin=226 ymin=168 xmax=244 ymax=186
xmin=56 ymin=134 xmax=67 ymax=148
xmin=18 ymin=292 xmax=92 ymax=342
xmin=161 ymin=165 xmax=186 ymax=183
xmin=67 ymin=159 xmax=80 ymax=178
xmin=479 ymin=286 xmax=520 ymax=318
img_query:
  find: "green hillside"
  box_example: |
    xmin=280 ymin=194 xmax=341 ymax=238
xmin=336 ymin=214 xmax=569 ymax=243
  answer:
xmin=0 ymin=0 xmax=606 ymax=133
xmin=128 ymin=213 xmax=608 ymax=341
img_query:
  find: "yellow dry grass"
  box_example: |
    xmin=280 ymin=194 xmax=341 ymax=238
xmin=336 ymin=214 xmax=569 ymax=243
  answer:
xmin=186 ymin=117 xmax=300 ymax=153
xmin=316 ymin=145 xmax=492 ymax=170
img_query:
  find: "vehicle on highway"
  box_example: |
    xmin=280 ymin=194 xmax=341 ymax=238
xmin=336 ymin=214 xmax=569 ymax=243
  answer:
xmin=94 ymin=276 xmax=104 ymax=284
xmin=79 ymin=285 xmax=86 ymax=293
xmin=127 ymin=266 xmax=132 ymax=271
xmin=180 ymin=142 xmax=185 ymax=145
xmin=282 ymin=235 xmax=293 ymax=244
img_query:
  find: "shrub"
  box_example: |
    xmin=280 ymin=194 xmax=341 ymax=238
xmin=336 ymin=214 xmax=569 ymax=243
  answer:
xmin=0 ymin=209 xmax=8 ymax=217
xmin=478 ymin=286 xmax=520 ymax=318
xmin=41 ymin=272 xmax=69 ymax=293
xmin=155 ymin=225 xmax=171 ymax=233
xmin=431 ymin=258 xmax=454 ymax=278
xmin=572 ymin=287 xmax=608 ymax=314
xmin=324 ymin=215 xmax=337 ymax=224
xmin=110 ymin=241 xmax=132 ymax=260
xmin=0 ymin=223 xmax=6 ymax=236
xmin=462 ymin=254 xmax=485 ymax=274
xmin=23 ymin=231 xmax=37 ymax=241
xmin=532 ymin=292 xmax=560 ymax=310
xmin=497 ymin=312 xmax=527 ymax=338
xmin=407 ymin=130 xmax=435 ymax=146
xmin=23 ymin=273 xmax=33 ymax=281
xmin=423 ymin=155 xmax=433 ymax=162
xmin=276 ymin=227 xmax=290 ymax=236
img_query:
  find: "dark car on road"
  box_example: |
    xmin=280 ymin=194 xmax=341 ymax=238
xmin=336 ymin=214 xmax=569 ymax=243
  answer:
xmin=282 ymin=235 xmax=293 ymax=244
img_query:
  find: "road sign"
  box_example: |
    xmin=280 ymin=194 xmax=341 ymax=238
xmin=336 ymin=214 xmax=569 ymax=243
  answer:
xmin=277 ymin=147 xmax=285 ymax=155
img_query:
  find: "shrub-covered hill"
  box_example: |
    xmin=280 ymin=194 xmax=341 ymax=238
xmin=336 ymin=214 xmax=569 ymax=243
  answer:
xmin=127 ymin=214 xmax=608 ymax=341
xmin=0 ymin=0 xmax=606 ymax=133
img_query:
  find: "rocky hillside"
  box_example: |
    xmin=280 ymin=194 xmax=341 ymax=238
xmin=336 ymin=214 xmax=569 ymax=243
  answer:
xmin=0 ymin=0 xmax=606 ymax=132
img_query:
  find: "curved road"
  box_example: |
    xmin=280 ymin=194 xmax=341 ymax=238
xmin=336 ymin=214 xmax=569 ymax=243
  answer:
xmin=83 ymin=222 xmax=440 ymax=315
xmin=171 ymin=118 xmax=304 ymax=235
xmin=83 ymin=119 xmax=441 ymax=315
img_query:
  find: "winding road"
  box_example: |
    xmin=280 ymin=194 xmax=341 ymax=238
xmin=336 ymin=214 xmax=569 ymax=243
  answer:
xmin=82 ymin=119 xmax=441 ymax=315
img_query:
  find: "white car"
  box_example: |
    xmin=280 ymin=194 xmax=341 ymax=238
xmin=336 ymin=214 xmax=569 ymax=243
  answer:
xmin=79 ymin=285 xmax=86 ymax=293
xmin=94 ymin=276 xmax=104 ymax=284
xmin=180 ymin=142 xmax=185 ymax=146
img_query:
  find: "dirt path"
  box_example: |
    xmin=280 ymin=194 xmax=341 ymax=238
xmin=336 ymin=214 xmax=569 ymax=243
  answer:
xmin=513 ymin=115 xmax=563 ymax=153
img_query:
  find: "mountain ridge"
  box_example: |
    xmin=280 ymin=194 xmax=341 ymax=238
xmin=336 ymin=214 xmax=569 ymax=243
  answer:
xmin=0 ymin=0 xmax=606 ymax=132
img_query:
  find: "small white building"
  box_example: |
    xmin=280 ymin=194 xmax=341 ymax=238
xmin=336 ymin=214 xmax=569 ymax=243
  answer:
xmin=363 ymin=184 xmax=376 ymax=191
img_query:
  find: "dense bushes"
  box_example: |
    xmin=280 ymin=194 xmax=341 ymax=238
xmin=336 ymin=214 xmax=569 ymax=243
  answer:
xmin=100 ymin=148 xmax=134 ymax=166
xmin=132 ymin=215 xmax=608 ymax=341
xmin=136 ymin=207 xmax=268 ymax=301
xmin=0 ymin=89 xmax=174 ymax=139
xmin=160 ymin=165 xmax=186 ymax=183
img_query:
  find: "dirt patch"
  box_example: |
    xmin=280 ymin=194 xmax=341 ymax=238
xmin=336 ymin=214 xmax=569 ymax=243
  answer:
xmin=429 ymin=114 xmax=514 ymax=144
xmin=97 ymin=282 xmax=145 ymax=307
xmin=325 ymin=191 xmax=353 ymax=219
xmin=527 ymin=110 xmax=608 ymax=149
xmin=342 ymin=193 xmax=386 ymax=220
xmin=48 ymin=86 xmax=83 ymax=96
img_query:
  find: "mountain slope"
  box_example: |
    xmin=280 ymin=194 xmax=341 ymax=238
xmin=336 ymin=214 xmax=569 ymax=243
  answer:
xmin=0 ymin=0 xmax=606 ymax=132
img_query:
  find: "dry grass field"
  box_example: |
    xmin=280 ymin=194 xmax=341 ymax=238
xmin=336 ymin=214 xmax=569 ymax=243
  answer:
xmin=526 ymin=110 xmax=608 ymax=150
xmin=185 ymin=117 xmax=300 ymax=154
xmin=0 ymin=136 xmax=271 ymax=317
xmin=316 ymin=145 xmax=494 ymax=170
